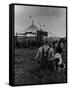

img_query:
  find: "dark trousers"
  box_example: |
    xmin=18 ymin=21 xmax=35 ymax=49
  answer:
xmin=55 ymin=58 xmax=60 ymax=70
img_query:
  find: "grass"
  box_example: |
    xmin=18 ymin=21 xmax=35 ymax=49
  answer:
xmin=14 ymin=47 xmax=67 ymax=85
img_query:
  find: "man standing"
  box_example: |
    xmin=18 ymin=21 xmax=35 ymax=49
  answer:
xmin=29 ymin=39 xmax=55 ymax=81
xmin=35 ymin=38 xmax=55 ymax=74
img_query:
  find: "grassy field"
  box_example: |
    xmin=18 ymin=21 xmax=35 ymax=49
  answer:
xmin=14 ymin=47 xmax=67 ymax=85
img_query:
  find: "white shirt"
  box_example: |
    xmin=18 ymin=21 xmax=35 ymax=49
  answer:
xmin=55 ymin=53 xmax=62 ymax=65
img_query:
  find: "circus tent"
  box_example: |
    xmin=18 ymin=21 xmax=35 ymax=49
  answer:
xmin=25 ymin=20 xmax=40 ymax=37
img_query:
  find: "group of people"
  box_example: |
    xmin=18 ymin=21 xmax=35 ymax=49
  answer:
xmin=35 ymin=39 xmax=65 ymax=72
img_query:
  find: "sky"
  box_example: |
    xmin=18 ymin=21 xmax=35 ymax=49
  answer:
xmin=15 ymin=5 xmax=66 ymax=37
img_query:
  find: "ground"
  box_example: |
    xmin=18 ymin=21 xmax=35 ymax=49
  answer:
xmin=14 ymin=47 xmax=67 ymax=85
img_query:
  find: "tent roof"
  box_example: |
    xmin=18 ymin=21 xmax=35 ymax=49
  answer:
xmin=26 ymin=21 xmax=40 ymax=32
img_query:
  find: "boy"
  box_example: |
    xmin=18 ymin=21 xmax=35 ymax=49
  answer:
xmin=54 ymin=46 xmax=65 ymax=71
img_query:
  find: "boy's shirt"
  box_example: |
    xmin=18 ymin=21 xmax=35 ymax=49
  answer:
xmin=35 ymin=45 xmax=54 ymax=62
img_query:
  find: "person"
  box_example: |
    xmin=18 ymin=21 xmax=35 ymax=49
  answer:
xmin=28 ymin=39 xmax=55 ymax=81
xmin=35 ymin=38 xmax=55 ymax=73
xmin=54 ymin=44 xmax=65 ymax=71
xmin=60 ymin=42 xmax=64 ymax=48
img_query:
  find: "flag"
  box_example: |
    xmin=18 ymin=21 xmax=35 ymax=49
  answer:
xmin=43 ymin=25 xmax=45 ymax=27
xmin=29 ymin=16 xmax=31 ymax=19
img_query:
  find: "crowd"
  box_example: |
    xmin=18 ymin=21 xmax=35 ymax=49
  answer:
xmin=35 ymin=39 xmax=66 ymax=72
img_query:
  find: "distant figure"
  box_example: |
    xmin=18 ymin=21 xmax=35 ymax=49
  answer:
xmin=49 ymin=42 xmax=53 ymax=48
xmin=60 ymin=42 xmax=64 ymax=48
xmin=55 ymin=42 xmax=58 ymax=48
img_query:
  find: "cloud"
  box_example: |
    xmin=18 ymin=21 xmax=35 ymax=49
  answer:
xmin=15 ymin=5 xmax=66 ymax=18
